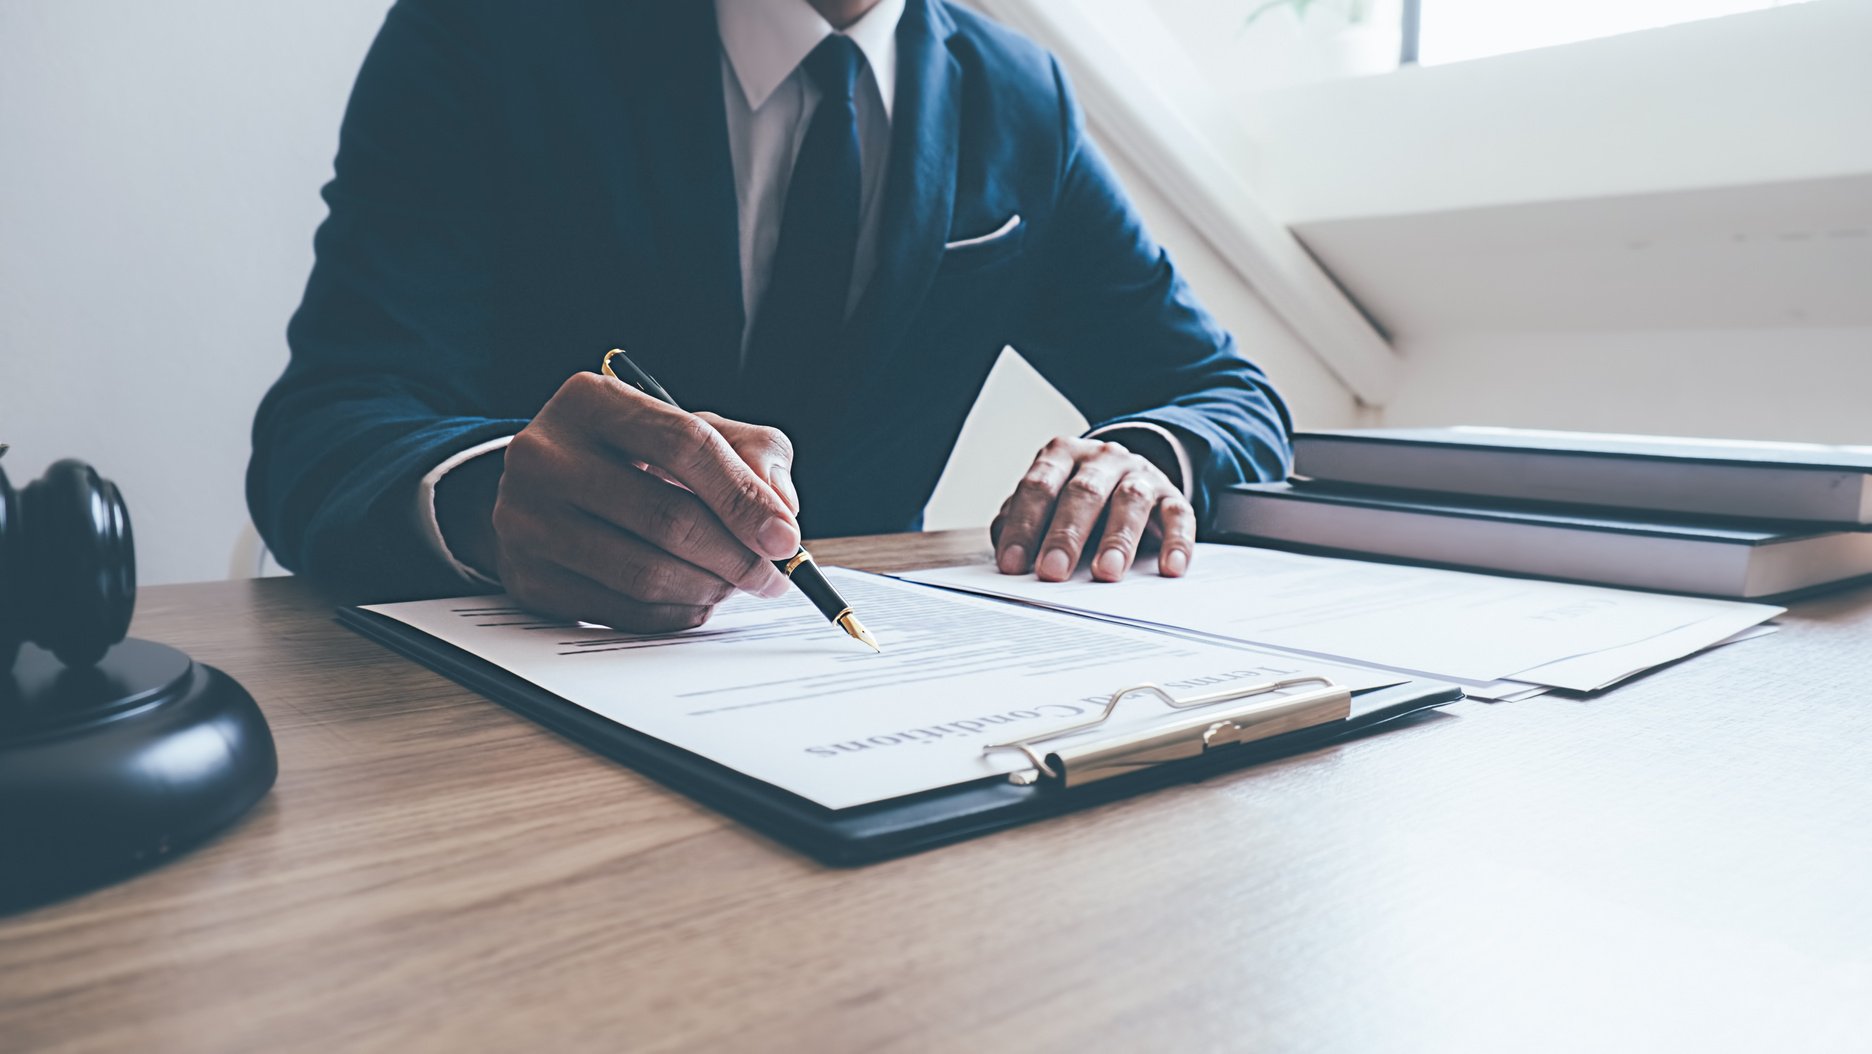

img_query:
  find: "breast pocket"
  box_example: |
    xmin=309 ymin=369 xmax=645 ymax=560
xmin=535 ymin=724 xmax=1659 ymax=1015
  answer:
xmin=938 ymin=213 xmax=1024 ymax=274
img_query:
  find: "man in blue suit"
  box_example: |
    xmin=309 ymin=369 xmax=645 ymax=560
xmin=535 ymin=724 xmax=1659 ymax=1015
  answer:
xmin=249 ymin=0 xmax=1293 ymax=631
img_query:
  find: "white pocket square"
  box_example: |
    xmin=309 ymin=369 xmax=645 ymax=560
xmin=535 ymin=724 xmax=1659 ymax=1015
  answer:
xmin=943 ymin=214 xmax=1022 ymax=250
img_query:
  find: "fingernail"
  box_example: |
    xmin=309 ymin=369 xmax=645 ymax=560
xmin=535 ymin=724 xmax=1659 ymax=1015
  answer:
xmin=999 ymin=544 xmax=1026 ymax=574
xmin=1164 ymin=549 xmax=1189 ymax=576
xmin=1038 ymin=548 xmax=1070 ymax=580
xmin=1095 ymin=548 xmax=1125 ymax=579
xmin=771 ymin=465 xmax=799 ymax=513
xmin=758 ymin=517 xmax=799 ymax=559
xmin=758 ymin=571 xmax=791 ymax=599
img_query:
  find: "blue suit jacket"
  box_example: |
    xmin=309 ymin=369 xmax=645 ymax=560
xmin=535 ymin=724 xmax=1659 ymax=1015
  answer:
xmin=248 ymin=0 xmax=1293 ymax=597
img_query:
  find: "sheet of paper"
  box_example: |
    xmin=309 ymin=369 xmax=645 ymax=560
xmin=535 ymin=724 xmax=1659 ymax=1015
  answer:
xmin=1506 ymin=622 xmax=1780 ymax=693
xmin=1463 ymin=685 xmax=1550 ymax=703
xmin=1066 ymin=611 xmax=1776 ymax=697
xmin=972 ymin=616 xmax=1537 ymax=700
xmin=362 ymin=571 xmax=1401 ymax=810
xmin=898 ymin=544 xmax=1783 ymax=684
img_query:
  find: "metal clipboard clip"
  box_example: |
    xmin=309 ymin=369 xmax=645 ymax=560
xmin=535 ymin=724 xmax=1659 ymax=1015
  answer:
xmin=983 ymin=675 xmax=1352 ymax=788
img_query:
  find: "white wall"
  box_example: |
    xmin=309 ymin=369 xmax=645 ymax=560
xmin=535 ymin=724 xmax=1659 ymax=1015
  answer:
xmin=1383 ymin=328 xmax=1872 ymax=442
xmin=1220 ymin=0 xmax=1872 ymax=445
xmin=0 ymin=0 xmax=391 ymax=585
xmin=1 ymin=1 xmax=1350 ymax=584
xmin=1233 ymin=0 xmax=1872 ymax=223
xmin=1148 ymin=0 xmax=1405 ymax=95
xmin=1294 ymin=174 xmax=1872 ymax=335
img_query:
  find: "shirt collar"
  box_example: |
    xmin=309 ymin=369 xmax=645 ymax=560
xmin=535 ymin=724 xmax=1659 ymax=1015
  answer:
xmin=714 ymin=0 xmax=905 ymax=118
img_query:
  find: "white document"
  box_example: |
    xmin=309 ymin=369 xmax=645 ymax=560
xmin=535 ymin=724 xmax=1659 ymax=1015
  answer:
xmin=1505 ymin=622 xmax=1779 ymax=693
xmin=898 ymin=544 xmax=1783 ymax=685
xmin=362 ymin=571 xmax=1400 ymax=810
xmin=1291 ymin=622 xmax=1778 ymax=698
xmin=1493 ymin=687 xmax=1551 ymax=703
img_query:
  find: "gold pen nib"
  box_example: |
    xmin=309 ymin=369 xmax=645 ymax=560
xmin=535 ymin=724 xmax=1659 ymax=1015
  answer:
xmin=836 ymin=611 xmax=881 ymax=653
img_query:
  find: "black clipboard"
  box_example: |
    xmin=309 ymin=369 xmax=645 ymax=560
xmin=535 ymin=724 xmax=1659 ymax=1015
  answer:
xmin=339 ymin=606 xmax=1463 ymax=865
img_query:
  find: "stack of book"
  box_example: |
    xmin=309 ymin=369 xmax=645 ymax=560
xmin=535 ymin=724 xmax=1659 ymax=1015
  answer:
xmin=1214 ymin=427 xmax=1872 ymax=599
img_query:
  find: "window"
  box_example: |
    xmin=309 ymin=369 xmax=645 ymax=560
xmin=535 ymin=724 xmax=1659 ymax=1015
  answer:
xmin=1415 ymin=0 xmax=1818 ymax=66
xmin=1142 ymin=0 xmax=1822 ymax=96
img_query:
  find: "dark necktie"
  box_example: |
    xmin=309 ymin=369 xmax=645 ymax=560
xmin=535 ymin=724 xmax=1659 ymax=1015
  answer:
xmin=741 ymin=34 xmax=864 ymax=431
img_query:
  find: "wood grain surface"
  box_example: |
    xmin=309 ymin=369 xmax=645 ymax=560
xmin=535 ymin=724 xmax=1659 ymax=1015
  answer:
xmin=3 ymin=529 xmax=1870 ymax=1053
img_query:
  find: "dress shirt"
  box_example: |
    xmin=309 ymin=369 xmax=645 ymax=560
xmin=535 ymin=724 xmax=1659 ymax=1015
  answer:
xmin=718 ymin=0 xmax=902 ymax=344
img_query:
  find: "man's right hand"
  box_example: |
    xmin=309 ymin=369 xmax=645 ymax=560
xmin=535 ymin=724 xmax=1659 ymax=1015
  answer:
xmin=436 ymin=371 xmax=803 ymax=633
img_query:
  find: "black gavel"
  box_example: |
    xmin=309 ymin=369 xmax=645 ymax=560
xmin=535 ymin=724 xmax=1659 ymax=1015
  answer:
xmin=1 ymin=446 xmax=275 ymax=914
xmin=0 ymin=447 xmax=137 ymax=670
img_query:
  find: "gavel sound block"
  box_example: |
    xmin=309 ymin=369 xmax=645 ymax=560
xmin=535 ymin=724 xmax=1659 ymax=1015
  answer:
xmin=1 ymin=454 xmax=277 ymax=912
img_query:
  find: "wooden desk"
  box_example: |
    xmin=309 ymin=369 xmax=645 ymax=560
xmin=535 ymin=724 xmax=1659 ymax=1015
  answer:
xmin=4 ymin=530 xmax=1870 ymax=1052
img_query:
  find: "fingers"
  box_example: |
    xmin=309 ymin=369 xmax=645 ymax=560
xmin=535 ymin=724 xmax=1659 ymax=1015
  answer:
xmin=994 ymin=438 xmax=1082 ymax=575
xmin=495 ymin=377 xmax=808 ymax=632
xmin=574 ymin=464 xmax=790 ymax=598
xmin=698 ymin=412 xmax=799 ymax=516
xmin=564 ymin=372 xmax=799 ymax=560
xmin=990 ymin=497 xmax=1012 ymax=551
xmin=500 ymin=426 xmax=789 ymax=598
xmin=992 ymin=434 xmax=1194 ymax=583
xmin=504 ymin=559 xmax=716 ymax=635
xmin=546 ymin=508 xmax=744 ymax=607
xmin=1090 ymin=471 xmax=1161 ymax=583
xmin=1035 ymin=445 xmax=1129 ymax=582
xmin=1155 ymin=493 xmax=1196 ymax=577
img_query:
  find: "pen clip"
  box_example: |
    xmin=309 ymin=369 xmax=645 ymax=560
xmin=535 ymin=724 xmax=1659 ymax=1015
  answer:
xmin=984 ymin=675 xmax=1351 ymax=788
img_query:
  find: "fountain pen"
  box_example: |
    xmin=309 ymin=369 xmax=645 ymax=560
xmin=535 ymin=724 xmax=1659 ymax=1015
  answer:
xmin=600 ymin=349 xmax=880 ymax=652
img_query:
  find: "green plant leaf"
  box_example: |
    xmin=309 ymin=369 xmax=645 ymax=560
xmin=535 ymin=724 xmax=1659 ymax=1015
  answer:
xmin=1242 ymin=0 xmax=1374 ymax=30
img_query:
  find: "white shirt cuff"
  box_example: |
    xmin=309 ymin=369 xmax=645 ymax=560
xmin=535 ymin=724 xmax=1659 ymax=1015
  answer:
xmin=1085 ymin=420 xmax=1194 ymax=500
xmin=414 ymin=435 xmax=514 ymax=587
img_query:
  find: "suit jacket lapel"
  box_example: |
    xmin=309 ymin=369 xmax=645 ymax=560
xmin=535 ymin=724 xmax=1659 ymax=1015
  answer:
xmin=592 ymin=0 xmax=744 ymax=400
xmin=843 ymin=0 xmax=961 ymax=380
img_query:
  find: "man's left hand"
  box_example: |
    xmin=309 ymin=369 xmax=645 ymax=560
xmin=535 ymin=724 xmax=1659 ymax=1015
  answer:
xmin=991 ymin=436 xmax=1195 ymax=583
